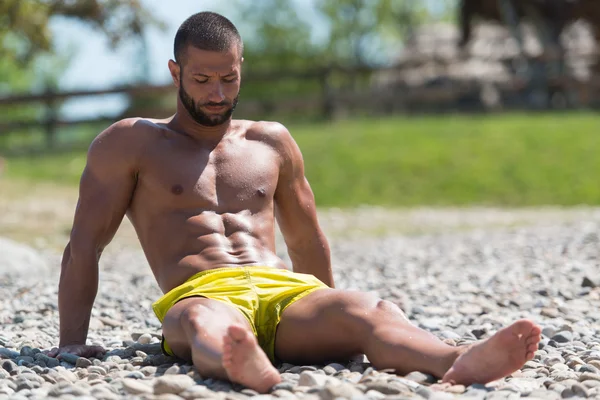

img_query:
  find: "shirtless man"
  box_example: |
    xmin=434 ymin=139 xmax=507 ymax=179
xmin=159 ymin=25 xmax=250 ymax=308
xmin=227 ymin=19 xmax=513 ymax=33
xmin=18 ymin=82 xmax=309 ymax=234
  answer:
xmin=48 ymin=11 xmax=542 ymax=394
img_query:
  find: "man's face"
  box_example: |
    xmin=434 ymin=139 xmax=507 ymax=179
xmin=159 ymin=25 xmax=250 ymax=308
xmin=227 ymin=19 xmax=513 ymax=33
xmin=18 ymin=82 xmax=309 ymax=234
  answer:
xmin=174 ymin=45 xmax=242 ymax=127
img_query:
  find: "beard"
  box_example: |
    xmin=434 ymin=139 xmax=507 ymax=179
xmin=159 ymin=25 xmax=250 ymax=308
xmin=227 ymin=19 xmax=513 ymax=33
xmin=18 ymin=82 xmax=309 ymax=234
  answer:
xmin=179 ymin=81 xmax=239 ymax=127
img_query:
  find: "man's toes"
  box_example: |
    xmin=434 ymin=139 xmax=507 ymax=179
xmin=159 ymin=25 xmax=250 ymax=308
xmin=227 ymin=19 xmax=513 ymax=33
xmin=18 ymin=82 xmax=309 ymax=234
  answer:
xmin=227 ymin=324 xmax=249 ymax=342
xmin=526 ymin=335 xmax=541 ymax=346
xmin=512 ymin=319 xmax=535 ymax=335
xmin=530 ymin=326 xmax=541 ymax=336
xmin=223 ymin=334 xmax=234 ymax=346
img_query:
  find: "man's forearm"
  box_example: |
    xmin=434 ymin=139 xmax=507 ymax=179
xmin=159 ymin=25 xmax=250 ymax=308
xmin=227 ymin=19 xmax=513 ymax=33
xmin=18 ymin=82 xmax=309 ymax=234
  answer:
xmin=58 ymin=250 xmax=99 ymax=347
xmin=288 ymin=233 xmax=335 ymax=288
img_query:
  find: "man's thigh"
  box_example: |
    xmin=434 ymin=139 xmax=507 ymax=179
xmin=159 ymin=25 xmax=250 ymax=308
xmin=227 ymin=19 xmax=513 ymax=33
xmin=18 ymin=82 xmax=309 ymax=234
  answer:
xmin=162 ymin=296 xmax=252 ymax=360
xmin=274 ymin=288 xmax=384 ymax=364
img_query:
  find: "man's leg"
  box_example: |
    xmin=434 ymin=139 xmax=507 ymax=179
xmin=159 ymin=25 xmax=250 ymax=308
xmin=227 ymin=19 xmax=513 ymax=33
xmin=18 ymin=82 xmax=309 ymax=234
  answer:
xmin=161 ymin=297 xmax=280 ymax=393
xmin=274 ymin=289 xmax=541 ymax=384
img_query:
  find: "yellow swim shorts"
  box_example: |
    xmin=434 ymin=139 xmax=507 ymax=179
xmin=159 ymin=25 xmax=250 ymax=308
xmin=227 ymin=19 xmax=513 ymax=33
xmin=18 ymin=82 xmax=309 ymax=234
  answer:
xmin=151 ymin=266 xmax=328 ymax=363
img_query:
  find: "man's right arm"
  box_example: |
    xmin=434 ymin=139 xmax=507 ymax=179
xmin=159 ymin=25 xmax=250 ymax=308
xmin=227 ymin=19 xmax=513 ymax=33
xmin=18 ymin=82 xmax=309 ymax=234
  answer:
xmin=53 ymin=119 xmax=141 ymax=355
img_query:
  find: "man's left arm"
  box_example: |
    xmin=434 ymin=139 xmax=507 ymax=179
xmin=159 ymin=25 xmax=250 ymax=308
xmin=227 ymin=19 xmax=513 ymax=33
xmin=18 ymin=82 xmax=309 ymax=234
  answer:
xmin=272 ymin=125 xmax=334 ymax=288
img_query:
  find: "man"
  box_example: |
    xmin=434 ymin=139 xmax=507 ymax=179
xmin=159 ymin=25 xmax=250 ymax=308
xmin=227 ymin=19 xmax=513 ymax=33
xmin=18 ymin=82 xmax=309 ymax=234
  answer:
xmin=48 ymin=11 xmax=541 ymax=394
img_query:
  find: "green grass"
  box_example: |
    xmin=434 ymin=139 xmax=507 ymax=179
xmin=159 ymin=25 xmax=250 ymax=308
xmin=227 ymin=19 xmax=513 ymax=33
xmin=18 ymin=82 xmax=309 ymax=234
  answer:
xmin=4 ymin=112 xmax=600 ymax=207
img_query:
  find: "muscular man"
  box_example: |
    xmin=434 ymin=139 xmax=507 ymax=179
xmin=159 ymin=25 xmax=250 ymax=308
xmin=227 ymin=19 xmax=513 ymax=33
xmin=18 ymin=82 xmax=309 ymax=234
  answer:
xmin=49 ymin=12 xmax=541 ymax=394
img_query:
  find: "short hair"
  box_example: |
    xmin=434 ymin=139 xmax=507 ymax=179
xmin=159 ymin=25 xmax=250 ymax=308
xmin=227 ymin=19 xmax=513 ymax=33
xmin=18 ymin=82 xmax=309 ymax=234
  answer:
xmin=174 ymin=12 xmax=243 ymax=65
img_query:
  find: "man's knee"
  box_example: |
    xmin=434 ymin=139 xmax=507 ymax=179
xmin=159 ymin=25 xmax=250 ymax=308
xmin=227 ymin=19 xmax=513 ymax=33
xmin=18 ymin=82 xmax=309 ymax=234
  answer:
xmin=374 ymin=299 xmax=409 ymax=321
xmin=352 ymin=296 xmax=409 ymax=332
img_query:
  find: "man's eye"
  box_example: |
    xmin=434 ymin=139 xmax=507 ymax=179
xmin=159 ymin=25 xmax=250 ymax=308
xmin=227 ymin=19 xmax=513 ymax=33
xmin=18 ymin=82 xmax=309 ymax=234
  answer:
xmin=223 ymin=78 xmax=237 ymax=83
xmin=195 ymin=79 xmax=208 ymax=84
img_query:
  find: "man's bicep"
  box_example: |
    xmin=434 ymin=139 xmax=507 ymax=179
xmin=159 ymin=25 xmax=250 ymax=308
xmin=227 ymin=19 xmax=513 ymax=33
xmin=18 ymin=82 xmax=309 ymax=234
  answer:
xmin=273 ymin=132 xmax=320 ymax=241
xmin=275 ymin=176 xmax=319 ymax=233
xmin=69 ymin=126 xmax=138 ymax=253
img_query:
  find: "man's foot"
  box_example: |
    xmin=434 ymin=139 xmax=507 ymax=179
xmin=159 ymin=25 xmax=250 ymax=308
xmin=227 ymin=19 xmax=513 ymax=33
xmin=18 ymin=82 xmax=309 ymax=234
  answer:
xmin=222 ymin=324 xmax=281 ymax=394
xmin=442 ymin=319 xmax=541 ymax=385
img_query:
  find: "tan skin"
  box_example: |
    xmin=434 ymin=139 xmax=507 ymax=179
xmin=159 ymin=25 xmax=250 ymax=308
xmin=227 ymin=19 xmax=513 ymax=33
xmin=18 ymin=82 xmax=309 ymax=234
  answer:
xmin=49 ymin=44 xmax=542 ymax=393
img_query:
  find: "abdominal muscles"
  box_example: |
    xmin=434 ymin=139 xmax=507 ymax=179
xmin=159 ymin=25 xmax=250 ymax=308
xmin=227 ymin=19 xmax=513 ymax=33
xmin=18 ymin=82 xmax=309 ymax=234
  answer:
xmin=133 ymin=209 xmax=287 ymax=290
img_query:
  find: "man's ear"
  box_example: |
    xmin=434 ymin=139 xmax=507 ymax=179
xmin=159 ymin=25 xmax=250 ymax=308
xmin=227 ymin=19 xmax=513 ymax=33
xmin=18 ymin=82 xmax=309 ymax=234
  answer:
xmin=168 ymin=59 xmax=181 ymax=88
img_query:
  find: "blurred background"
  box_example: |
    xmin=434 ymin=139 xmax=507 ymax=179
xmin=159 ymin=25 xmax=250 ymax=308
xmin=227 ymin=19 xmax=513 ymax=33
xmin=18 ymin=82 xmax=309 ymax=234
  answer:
xmin=1 ymin=0 xmax=600 ymax=214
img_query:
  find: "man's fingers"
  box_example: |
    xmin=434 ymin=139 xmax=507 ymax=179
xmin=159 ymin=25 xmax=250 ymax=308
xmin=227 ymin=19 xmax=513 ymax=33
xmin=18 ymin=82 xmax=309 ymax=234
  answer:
xmin=46 ymin=348 xmax=59 ymax=357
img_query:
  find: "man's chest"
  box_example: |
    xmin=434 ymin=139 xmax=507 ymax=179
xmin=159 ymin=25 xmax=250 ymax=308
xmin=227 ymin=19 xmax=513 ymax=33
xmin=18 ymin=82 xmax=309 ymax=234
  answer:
xmin=136 ymin=140 xmax=280 ymax=211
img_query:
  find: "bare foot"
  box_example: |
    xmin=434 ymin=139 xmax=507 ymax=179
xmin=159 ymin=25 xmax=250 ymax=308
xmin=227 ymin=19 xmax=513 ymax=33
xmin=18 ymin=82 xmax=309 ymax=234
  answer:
xmin=442 ymin=319 xmax=541 ymax=385
xmin=222 ymin=324 xmax=281 ymax=394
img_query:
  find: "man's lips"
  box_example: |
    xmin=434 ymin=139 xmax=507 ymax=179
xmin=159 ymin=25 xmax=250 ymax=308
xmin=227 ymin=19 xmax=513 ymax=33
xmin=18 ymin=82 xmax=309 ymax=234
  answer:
xmin=204 ymin=105 xmax=227 ymax=112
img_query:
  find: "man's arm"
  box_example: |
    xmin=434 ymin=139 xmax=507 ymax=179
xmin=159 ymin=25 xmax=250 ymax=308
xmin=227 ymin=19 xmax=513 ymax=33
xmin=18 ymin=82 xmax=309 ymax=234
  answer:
xmin=57 ymin=120 xmax=140 ymax=350
xmin=272 ymin=124 xmax=334 ymax=288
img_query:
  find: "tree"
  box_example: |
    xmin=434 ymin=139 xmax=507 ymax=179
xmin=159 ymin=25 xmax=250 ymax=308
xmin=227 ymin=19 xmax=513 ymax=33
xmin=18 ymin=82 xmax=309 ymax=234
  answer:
xmin=231 ymin=0 xmax=319 ymax=71
xmin=1 ymin=0 xmax=164 ymax=67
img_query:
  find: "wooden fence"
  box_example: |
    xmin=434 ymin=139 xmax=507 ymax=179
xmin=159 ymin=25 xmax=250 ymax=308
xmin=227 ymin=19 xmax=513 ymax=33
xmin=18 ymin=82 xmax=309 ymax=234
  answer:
xmin=1 ymin=55 xmax=600 ymax=153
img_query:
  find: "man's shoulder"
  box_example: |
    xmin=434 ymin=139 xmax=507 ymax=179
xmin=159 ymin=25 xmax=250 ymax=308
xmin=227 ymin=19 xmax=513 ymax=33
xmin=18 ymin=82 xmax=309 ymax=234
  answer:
xmin=242 ymin=119 xmax=294 ymax=147
xmin=87 ymin=117 xmax=162 ymax=163
xmin=96 ymin=117 xmax=163 ymax=141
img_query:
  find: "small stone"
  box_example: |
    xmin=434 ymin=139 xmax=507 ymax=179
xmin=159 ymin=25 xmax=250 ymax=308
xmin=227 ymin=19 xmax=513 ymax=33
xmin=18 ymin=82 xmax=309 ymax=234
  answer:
xmin=122 ymin=378 xmax=153 ymax=394
xmin=287 ymin=365 xmax=317 ymax=373
xmin=16 ymin=380 xmax=36 ymax=391
xmin=552 ymin=370 xmax=579 ymax=381
xmin=272 ymin=382 xmax=296 ymax=391
xmin=365 ymin=381 xmax=409 ymax=395
xmin=583 ymin=380 xmax=600 ymax=389
xmin=545 ymin=355 xmax=566 ymax=367
xmin=582 ymin=277 xmax=599 ymax=288
xmin=153 ymin=375 xmax=195 ymax=394
xmin=580 ymin=364 xmax=600 ymax=374
xmin=297 ymin=371 xmax=331 ymax=387
xmin=137 ymin=333 xmax=153 ymax=345
xmin=439 ymin=331 xmax=461 ymax=340
xmin=87 ymin=366 xmax=107 ymax=375
xmin=551 ymin=363 xmax=570 ymax=372
xmin=319 ymin=382 xmax=363 ymax=400
xmin=58 ymin=353 xmax=79 ymax=365
xmin=553 ymin=331 xmax=574 ymax=343
xmin=580 ymin=372 xmax=600 ymax=382
xmin=2 ymin=360 xmax=17 ymax=372
xmin=19 ymin=346 xmax=34 ymax=358
xmin=416 ymin=385 xmax=433 ymax=399
xmin=140 ymin=366 xmax=158 ymax=376
xmin=15 ymin=356 xmax=34 ymax=365
xmin=165 ymin=365 xmax=180 ymax=375
xmin=322 ymin=366 xmax=337 ymax=375
xmin=543 ymin=326 xmax=558 ymax=338
xmin=365 ymin=389 xmax=386 ymax=399
xmin=76 ymin=358 xmax=93 ymax=368
xmin=571 ymin=383 xmax=589 ymax=398
xmin=542 ymin=308 xmax=560 ymax=318
xmin=446 ymin=384 xmax=466 ymax=394
xmin=404 ymin=371 xmax=436 ymax=384
xmin=125 ymin=371 xmax=145 ymax=380
xmin=179 ymin=385 xmax=210 ymax=400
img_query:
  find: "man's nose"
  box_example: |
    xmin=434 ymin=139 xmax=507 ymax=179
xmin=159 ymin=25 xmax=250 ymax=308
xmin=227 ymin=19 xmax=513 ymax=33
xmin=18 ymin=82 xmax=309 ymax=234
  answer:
xmin=207 ymin=83 xmax=225 ymax=103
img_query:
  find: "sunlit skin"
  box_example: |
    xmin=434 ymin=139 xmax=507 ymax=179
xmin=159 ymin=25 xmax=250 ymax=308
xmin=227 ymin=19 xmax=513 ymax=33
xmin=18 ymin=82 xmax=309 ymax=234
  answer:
xmin=49 ymin=41 xmax=541 ymax=394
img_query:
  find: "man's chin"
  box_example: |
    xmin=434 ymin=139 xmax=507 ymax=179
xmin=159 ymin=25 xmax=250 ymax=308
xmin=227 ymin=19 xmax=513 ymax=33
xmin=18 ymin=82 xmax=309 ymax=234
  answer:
xmin=193 ymin=116 xmax=229 ymax=127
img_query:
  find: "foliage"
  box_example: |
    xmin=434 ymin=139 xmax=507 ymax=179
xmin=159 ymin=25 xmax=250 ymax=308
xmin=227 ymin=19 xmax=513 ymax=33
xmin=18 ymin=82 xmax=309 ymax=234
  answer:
xmin=4 ymin=113 xmax=600 ymax=207
xmin=0 ymin=0 xmax=164 ymax=67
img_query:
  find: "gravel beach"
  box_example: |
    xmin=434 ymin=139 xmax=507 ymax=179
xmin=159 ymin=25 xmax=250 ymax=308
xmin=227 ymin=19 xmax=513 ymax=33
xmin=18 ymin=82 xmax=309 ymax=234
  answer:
xmin=2 ymin=208 xmax=600 ymax=399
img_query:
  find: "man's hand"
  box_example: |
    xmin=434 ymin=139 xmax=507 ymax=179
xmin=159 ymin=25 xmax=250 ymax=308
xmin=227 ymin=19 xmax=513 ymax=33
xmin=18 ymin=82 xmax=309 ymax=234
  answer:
xmin=45 ymin=344 xmax=105 ymax=359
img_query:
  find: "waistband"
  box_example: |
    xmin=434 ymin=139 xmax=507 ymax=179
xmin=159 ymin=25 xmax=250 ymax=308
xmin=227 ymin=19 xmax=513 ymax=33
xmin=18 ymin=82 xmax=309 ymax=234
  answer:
xmin=180 ymin=265 xmax=290 ymax=284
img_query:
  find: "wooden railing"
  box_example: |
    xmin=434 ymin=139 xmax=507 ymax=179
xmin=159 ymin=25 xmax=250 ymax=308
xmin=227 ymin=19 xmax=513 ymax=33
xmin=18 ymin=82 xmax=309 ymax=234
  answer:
xmin=1 ymin=60 xmax=599 ymax=152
